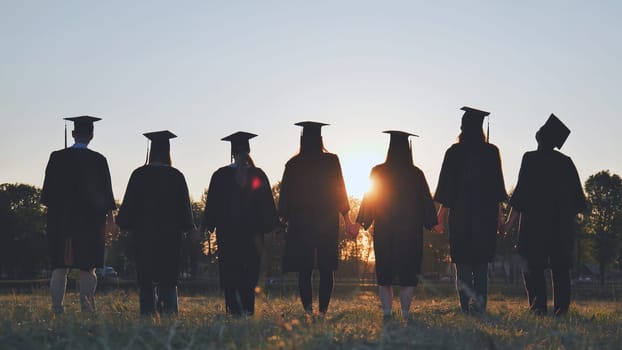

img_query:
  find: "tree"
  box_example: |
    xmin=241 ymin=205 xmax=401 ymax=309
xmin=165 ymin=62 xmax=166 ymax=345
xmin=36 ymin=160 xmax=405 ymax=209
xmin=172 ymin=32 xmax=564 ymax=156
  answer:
xmin=583 ymin=170 xmax=622 ymax=284
xmin=0 ymin=183 xmax=47 ymax=279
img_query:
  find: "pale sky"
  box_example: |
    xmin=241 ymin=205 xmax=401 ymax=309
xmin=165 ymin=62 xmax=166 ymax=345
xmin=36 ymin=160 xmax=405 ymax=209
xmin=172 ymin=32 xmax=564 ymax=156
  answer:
xmin=1 ymin=1 xmax=621 ymax=201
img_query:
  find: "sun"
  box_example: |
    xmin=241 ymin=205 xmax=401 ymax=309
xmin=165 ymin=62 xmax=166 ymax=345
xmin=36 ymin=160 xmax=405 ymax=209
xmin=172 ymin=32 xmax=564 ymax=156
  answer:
xmin=340 ymin=151 xmax=383 ymax=200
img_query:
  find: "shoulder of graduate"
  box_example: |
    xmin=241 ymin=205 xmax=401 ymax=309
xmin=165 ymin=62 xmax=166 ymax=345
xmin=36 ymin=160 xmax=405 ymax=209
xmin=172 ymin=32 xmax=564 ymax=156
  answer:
xmin=168 ymin=165 xmax=185 ymax=176
xmin=552 ymin=149 xmax=571 ymax=160
xmin=285 ymin=154 xmax=302 ymax=165
xmin=482 ymin=142 xmax=501 ymax=153
xmin=213 ymin=165 xmax=234 ymax=176
xmin=412 ymin=165 xmax=426 ymax=177
xmin=250 ymin=166 xmax=268 ymax=177
xmin=86 ymin=148 xmax=108 ymax=161
xmin=445 ymin=143 xmax=462 ymax=153
xmin=324 ymin=152 xmax=339 ymax=160
xmin=371 ymin=163 xmax=385 ymax=173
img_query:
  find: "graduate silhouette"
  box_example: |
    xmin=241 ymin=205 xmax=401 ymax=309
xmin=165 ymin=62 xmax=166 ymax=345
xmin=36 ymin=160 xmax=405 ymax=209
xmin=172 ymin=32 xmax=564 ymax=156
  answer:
xmin=356 ymin=130 xmax=437 ymax=318
xmin=41 ymin=116 xmax=118 ymax=313
xmin=198 ymin=131 xmax=279 ymax=316
xmin=434 ymin=107 xmax=507 ymax=314
xmin=503 ymin=115 xmax=587 ymax=316
xmin=117 ymin=130 xmax=195 ymax=316
xmin=279 ymin=121 xmax=358 ymax=315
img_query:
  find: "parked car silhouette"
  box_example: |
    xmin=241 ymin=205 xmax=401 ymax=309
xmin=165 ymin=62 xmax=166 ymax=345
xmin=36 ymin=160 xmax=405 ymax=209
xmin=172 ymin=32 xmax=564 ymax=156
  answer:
xmin=96 ymin=266 xmax=118 ymax=278
xmin=575 ymin=275 xmax=593 ymax=284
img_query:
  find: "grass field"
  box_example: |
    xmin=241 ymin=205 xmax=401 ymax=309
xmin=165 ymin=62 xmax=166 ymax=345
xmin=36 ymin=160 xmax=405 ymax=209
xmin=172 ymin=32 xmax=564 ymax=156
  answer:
xmin=1 ymin=286 xmax=621 ymax=350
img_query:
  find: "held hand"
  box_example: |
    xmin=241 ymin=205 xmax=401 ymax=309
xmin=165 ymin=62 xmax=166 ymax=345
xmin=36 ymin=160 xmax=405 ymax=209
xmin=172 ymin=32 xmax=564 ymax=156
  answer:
xmin=105 ymin=222 xmax=120 ymax=240
xmin=433 ymin=223 xmax=445 ymax=235
xmin=346 ymin=222 xmax=361 ymax=239
xmin=275 ymin=227 xmax=286 ymax=243
xmin=499 ymin=222 xmax=510 ymax=236
xmin=275 ymin=222 xmax=287 ymax=242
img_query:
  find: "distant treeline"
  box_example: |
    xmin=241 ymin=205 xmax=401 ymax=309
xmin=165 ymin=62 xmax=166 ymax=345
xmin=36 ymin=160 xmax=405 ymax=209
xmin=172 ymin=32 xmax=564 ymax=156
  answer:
xmin=1 ymin=170 xmax=621 ymax=284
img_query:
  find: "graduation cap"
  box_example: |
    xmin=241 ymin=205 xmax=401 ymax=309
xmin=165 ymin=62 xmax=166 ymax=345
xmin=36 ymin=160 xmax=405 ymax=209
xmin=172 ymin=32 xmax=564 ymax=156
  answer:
xmin=63 ymin=116 xmax=101 ymax=147
xmin=539 ymin=114 xmax=570 ymax=149
xmin=222 ymin=131 xmax=257 ymax=161
xmin=383 ymin=130 xmax=419 ymax=138
xmin=222 ymin=131 xmax=257 ymax=153
xmin=143 ymin=130 xmax=177 ymax=164
xmin=460 ymin=106 xmax=491 ymax=142
xmin=295 ymin=121 xmax=329 ymax=139
xmin=383 ymin=130 xmax=419 ymax=148
xmin=383 ymin=130 xmax=418 ymax=163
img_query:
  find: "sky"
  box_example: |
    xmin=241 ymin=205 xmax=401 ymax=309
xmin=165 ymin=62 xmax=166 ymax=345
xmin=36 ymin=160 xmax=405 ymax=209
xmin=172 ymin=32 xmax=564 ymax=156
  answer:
xmin=1 ymin=1 xmax=621 ymax=201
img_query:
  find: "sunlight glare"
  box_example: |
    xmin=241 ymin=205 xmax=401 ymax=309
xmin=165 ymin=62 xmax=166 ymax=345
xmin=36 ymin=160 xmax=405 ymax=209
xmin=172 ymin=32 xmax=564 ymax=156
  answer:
xmin=340 ymin=150 xmax=383 ymax=200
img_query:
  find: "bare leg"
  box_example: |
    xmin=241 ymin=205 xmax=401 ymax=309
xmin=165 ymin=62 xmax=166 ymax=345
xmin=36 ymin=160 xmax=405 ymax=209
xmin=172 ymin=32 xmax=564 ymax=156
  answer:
xmin=79 ymin=269 xmax=97 ymax=312
xmin=399 ymin=286 xmax=415 ymax=317
xmin=50 ymin=268 xmax=69 ymax=314
xmin=378 ymin=285 xmax=393 ymax=316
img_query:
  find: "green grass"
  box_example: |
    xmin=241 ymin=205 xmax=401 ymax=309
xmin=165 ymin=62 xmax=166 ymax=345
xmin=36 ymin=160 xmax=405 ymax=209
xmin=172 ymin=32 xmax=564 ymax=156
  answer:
xmin=0 ymin=288 xmax=621 ymax=349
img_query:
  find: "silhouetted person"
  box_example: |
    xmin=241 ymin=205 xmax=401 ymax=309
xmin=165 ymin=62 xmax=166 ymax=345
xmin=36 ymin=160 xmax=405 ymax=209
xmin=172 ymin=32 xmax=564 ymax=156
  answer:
xmin=434 ymin=107 xmax=507 ymax=314
xmin=356 ymin=131 xmax=437 ymax=318
xmin=198 ymin=132 xmax=279 ymax=316
xmin=41 ymin=116 xmax=118 ymax=313
xmin=116 ymin=130 xmax=194 ymax=316
xmin=502 ymin=115 xmax=586 ymax=316
xmin=279 ymin=121 xmax=358 ymax=315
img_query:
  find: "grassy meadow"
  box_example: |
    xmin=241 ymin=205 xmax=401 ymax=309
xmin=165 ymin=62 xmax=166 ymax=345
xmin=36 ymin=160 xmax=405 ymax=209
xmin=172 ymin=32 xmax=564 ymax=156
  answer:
xmin=0 ymin=285 xmax=621 ymax=350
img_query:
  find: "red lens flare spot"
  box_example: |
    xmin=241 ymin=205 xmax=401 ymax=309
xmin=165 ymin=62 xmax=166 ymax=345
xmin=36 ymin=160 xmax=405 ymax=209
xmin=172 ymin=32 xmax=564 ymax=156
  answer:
xmin=251 ymin=177 xmax=262 ymax=190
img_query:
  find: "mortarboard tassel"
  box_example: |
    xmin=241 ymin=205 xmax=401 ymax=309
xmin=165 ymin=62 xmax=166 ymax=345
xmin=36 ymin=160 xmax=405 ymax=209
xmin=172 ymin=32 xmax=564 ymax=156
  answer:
xmin=486 ymin=119 xmax=490 ymax=143
xmin=64 ymin=121 xmax=67 ymax=149
xmin=145 ymin=141 xmax=150 ymax=165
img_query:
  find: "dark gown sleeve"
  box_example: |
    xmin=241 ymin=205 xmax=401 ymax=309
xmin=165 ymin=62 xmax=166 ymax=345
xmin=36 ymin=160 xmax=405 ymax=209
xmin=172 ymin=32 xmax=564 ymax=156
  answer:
xmin=41 ymin=152 xmax=58 ymax=206
xmin=278 ymin=164 xmax=291 ymax=220
xmin=508 ymin=153 xmax=529 ymax=212
xmin=357 ymin=169 xmax=376 ymax=230
xmin=116 ymin=170 xmax=140 ymax=230
xmin=101 ymin=157 xmax=117 ymax=211
xmin=419 ymin=170 xmax=438 ymax=230
xmin=491 ymin=146 xmax=508 ymax=203
xmin=434 ymin=148 xmax=455 ymax=208
xmin=201 ymin=171 xmax=221 ymax=232
xmin=176 ymin=172 xmax=195 ymax=232
xmin=331 ymin=155 xmax=350 ymax=215
xmin=563 ymin=157 xmax=587 ymax=214
xmin=255 ymin=169 xmax=280 ymax=234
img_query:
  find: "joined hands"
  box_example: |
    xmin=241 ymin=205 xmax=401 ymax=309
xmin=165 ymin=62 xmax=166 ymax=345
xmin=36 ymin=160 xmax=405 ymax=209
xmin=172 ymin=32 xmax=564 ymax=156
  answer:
xmin=105 ymin=222 xmax=120 ymax=240
xmin=346 ymin=222 xmax=361 ymax=239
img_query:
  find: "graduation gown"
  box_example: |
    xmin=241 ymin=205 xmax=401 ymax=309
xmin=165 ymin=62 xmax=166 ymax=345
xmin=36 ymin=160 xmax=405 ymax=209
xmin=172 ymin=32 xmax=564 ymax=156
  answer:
xmin=357 ymin=163 xmax=437 ymax=284
xmin=434 ymin=142 xmax=507 ymax=264
xmin=116 ymin=165 xmax=194 ymax=285
xmin=201 ymin=165 xmax=279 ymax=288
xmin=279 ymin=153 xmax=349 ymax=272
xmin=509 ymin=150 xmax=586 ymax=268
xmin=41 ymin=148 xmax=116 ymax=269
